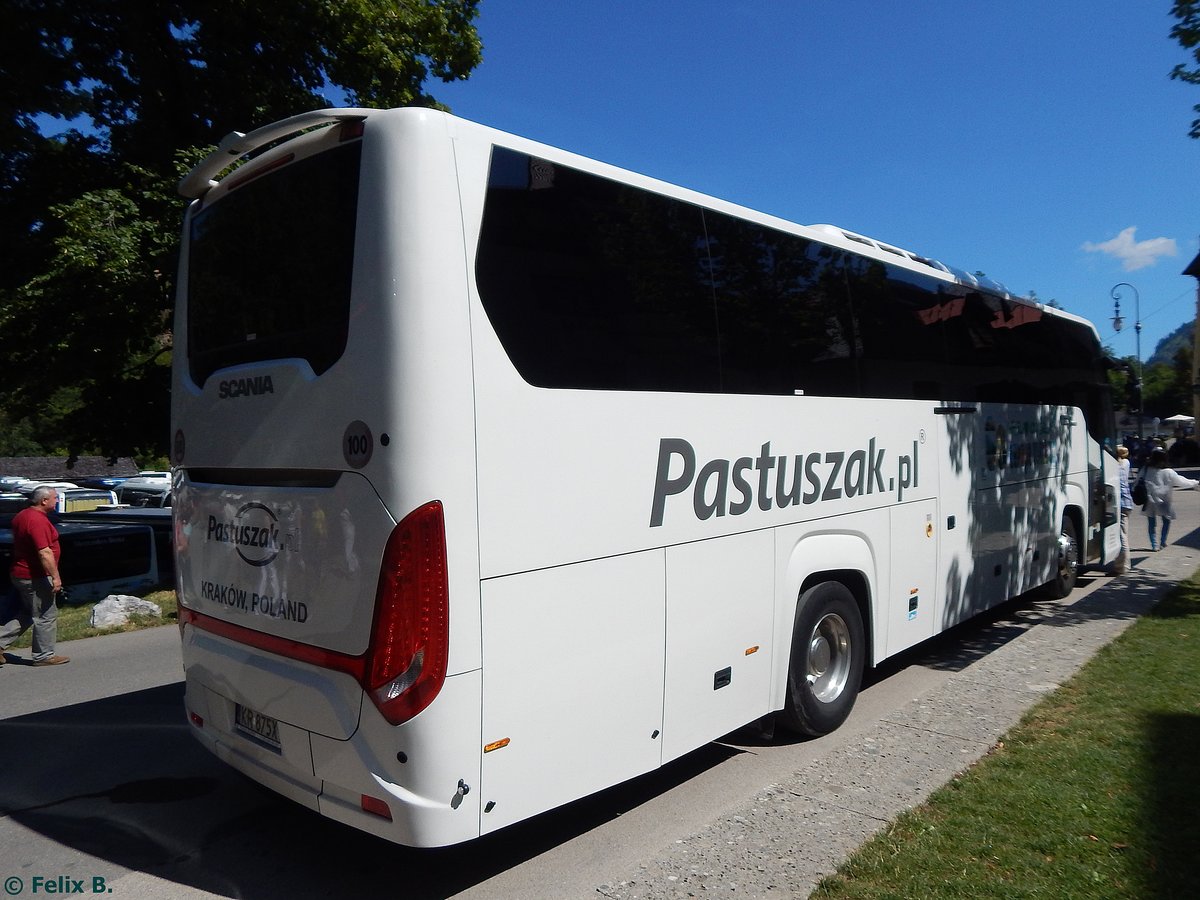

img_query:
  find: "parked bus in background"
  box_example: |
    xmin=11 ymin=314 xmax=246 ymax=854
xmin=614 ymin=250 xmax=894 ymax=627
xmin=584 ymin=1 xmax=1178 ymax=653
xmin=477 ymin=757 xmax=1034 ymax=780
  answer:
xmin=171 ymin=107 xmax=1120 ymax=848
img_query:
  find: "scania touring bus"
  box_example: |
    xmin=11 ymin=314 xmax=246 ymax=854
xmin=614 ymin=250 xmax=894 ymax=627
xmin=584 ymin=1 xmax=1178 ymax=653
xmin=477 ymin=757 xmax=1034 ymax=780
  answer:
xmin=172 ymin=107 xmax=1119 ymax=847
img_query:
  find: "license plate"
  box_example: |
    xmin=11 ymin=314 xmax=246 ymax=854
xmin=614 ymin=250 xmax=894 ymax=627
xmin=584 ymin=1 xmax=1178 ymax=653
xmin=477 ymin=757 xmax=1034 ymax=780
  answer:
xmin=234 ymin=703 xmax=281 ymax=751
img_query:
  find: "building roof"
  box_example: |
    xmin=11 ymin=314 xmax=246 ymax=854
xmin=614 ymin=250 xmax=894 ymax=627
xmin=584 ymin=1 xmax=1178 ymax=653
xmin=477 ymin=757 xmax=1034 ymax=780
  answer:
xmin=0 ymin=456 xmax=140 ymax=482
xmin=1183 ymin=251 xmax=1200 ymax=278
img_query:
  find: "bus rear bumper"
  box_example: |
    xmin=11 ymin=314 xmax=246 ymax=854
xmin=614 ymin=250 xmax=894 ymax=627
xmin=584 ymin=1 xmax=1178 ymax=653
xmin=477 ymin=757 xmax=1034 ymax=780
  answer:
xmin=184 ymin=680 xmax=322 ymax=812
xmin=184 ymin=665 xmax=485 ymax=848
xmin=310 ymin=669 xmax=484 ymax=848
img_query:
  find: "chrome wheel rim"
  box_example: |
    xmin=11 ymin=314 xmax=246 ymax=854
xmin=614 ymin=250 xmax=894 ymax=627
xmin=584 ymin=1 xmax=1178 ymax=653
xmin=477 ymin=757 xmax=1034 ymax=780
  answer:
xmin=807 ymin=612 xmax=852 ymax=703
xmin=1057 ymin=527 xmax=1079 ymax=583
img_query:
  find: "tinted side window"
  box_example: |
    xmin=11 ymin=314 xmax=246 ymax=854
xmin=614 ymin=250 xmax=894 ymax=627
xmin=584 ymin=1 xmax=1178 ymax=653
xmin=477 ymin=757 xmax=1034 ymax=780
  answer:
xmin=847 ymin=262 xmax=963 ymax=401
xmin=475 ymin=146 xmax=1110 ymax=436
xmin=477 ymin=147 xmax=719 ymax=391
xmin=702 ymin=213 xmax=858 ymax=397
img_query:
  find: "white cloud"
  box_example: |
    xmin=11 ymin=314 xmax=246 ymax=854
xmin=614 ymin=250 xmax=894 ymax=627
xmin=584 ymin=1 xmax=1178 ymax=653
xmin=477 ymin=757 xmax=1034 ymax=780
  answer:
xmin=1081 ymin=227 xmax=1178 ymax=271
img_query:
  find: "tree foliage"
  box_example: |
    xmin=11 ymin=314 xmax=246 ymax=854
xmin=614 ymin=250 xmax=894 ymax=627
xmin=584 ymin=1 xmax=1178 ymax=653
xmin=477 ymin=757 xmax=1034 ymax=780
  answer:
xmin=1 ymin=0 xmax=481 ymax=460
xmin=1106 ymin=344 xmax=1195 ymax=424
xmin=1170 ymin=1 xmax=1200 ymax=138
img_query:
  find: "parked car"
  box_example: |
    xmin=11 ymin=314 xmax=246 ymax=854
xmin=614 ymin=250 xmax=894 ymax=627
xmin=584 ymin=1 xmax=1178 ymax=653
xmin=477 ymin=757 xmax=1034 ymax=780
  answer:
xmin=6 ymin=481 xmax=119 ymax=514
xmin=75 ymin=476 xmax=132 ymax=491
xmin=115 ymin=478 xmax=171 ymax=508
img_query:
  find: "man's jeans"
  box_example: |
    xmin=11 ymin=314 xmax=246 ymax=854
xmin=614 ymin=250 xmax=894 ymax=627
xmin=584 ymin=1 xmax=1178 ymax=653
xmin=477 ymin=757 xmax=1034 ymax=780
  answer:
xmin=0 ymin=577 xmax=59 ymax=661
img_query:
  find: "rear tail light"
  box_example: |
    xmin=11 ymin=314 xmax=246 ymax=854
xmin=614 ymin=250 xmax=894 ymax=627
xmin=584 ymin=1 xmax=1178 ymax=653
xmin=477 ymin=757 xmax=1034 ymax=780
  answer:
xmin=364 ymin=501 xmax=449 ymax=725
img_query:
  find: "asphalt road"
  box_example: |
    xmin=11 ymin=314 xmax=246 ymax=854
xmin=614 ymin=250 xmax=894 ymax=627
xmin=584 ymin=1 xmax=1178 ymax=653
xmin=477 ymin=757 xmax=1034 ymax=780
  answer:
xmin=2 ymin=626 xmax=953 ymax=899
xmin=2 ymin=487 xmax=1198 ymax=899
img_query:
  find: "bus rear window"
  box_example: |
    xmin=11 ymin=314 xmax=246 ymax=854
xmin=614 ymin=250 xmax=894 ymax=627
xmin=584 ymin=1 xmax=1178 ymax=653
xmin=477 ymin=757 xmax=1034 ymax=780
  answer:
xmin=186 ymin=141 xmax=362 ymax=385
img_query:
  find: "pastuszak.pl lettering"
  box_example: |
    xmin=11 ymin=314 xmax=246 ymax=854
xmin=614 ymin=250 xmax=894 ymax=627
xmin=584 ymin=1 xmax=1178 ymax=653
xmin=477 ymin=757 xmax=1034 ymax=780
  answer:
xmin=649 ymin=437 xmax=920 ymax=527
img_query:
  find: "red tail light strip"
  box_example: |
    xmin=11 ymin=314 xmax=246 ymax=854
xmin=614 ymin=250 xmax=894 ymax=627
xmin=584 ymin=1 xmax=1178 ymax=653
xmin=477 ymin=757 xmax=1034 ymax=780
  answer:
xmin=179 ymin=606 xmax=366 ymax=680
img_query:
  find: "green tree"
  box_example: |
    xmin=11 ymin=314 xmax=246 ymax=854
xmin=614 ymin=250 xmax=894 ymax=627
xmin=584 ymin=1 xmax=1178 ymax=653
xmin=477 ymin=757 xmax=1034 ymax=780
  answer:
xmin=1129 ymin=320 xmax=1198 ymax=422
xmin=1 ymin=0 xmax=481 ymax=458
xmin=1139 ymin=346 xmax=1193 ymax=421
xmin=0 ymin=411 xmax=47 ymax=456
xmin=1171 ymin=1 xmax=1200 ymax=137
xmin=1106 ymin=351 xmax=1140 ymax=413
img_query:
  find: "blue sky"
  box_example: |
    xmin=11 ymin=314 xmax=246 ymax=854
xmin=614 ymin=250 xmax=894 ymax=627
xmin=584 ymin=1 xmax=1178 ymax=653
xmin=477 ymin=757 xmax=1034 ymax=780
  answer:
xmin=428 ymin=1 xmax=1199 ymax=363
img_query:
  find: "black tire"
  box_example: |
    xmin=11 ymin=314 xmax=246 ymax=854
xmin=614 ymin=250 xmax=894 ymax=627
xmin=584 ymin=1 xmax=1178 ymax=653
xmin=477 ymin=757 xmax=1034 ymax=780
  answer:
xmin=778 ymin=581 xmax=865 ymax=737
xmin=1046 ymin=514 xmax=1080 ymax=599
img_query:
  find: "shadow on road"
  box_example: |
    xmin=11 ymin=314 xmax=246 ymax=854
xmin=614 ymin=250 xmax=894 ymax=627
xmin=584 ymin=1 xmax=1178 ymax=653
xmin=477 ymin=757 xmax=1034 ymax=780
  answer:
xmin=0 ymin=683 xmax=741 ymax=899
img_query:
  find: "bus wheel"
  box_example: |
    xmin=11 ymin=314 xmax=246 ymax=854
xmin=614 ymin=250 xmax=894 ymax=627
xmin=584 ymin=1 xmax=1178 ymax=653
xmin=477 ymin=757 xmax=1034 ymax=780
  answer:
xmin=779 ymin=581 xmax=865 ymax=737
xmin=1047 ymin=515 xmax=1080 ymax=599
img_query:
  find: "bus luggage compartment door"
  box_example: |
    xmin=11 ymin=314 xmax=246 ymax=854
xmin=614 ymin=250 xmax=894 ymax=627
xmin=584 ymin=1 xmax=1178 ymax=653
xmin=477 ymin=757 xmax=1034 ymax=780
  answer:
xmin=477 ymin=550 xmax=665 ymax=834
xmin=885 ymin=499 xmax=937 ymax=658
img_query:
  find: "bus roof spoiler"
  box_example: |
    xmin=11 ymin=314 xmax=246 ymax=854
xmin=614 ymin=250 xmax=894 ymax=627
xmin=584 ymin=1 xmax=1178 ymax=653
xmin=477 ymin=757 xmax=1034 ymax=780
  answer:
xmin=178 ymin=108 xmax=369 ymax=200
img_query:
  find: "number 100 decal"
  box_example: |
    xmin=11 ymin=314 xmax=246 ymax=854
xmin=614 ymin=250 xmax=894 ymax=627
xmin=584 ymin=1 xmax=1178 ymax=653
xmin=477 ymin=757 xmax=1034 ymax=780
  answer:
xmin=343 ymin=420 xmax=373 ymax=468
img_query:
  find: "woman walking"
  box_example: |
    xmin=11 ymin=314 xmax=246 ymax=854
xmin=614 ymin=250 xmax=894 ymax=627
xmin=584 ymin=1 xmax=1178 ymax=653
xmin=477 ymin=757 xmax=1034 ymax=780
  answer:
xmin=1140 ymin=447 xmax=1199 ymax=551
xmin=1111 ymin=445 xmax=1133 ymax=573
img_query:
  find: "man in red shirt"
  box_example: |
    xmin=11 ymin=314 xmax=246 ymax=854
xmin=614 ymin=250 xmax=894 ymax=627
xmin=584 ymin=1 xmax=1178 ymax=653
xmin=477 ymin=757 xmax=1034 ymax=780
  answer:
xmin=1 ymin=486 xmax=70 ymax=666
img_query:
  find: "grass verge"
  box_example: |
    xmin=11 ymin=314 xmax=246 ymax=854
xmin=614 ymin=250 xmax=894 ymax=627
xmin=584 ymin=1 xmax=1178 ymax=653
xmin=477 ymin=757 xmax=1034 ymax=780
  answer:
xmin=4 ymin=588 xmax=178 ymax=647
xmin=811 ymin=575 xmax=1200 ymax=899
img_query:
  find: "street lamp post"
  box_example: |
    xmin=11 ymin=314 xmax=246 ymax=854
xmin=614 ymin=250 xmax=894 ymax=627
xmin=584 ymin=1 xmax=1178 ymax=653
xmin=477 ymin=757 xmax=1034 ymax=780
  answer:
xmin=1111 ymin=282 xmax=1142 ymax=439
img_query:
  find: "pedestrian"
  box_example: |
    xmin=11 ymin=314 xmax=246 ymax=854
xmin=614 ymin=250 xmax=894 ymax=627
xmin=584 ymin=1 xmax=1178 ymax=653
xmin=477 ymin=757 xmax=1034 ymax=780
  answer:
xmin=0 ymin=486 xmax=71 ymax=666
xmin=1140 ymin=447 xmax=1199 ymax=552
xmin=1110 ymin=445 xmax=1133 ymax=573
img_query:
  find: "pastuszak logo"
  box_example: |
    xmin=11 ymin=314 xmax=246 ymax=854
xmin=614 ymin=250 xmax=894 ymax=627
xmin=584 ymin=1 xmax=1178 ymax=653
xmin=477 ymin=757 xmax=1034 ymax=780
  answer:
xmin=206 ymin=502 xmax=282 ymax=567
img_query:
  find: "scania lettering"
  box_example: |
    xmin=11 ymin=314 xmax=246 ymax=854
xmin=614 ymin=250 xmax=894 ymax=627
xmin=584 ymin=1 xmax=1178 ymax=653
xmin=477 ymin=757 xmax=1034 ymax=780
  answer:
xmin=172 ymin=107 xmax=1119 ymax=848
xmin=218 ymin=375 xmax=275 ymax=398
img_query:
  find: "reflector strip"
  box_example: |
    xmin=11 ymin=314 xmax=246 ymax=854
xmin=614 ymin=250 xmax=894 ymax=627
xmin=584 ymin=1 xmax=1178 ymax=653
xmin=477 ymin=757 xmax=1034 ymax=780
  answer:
xmin=361 ymin=795 xmax=393 ymax=820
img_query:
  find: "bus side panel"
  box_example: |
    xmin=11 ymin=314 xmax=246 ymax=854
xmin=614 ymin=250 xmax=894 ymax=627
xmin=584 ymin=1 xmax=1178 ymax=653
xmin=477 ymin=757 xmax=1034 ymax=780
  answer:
xmin=1090 ymin=438 xmax=1121 ymax=565
xmin=968 ymin=477 xmax=1057 ymax=606
xmin=938 ymin=403 xmax=1084 ymax=629
xmin=886 ymin=499 xmax=939 ymax=657
xmin=661 ymin=530 xmax=774 ymax=763
xmin=477 ymin=551 xmax=666 ymax=835
xmin=937 ymin=408 xmax=976 ymax=630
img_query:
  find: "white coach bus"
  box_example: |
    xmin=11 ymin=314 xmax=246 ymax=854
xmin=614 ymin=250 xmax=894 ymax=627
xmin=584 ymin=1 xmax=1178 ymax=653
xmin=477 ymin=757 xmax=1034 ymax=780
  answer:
xmin=172 ymin=107 xmax=1120 ymax=847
